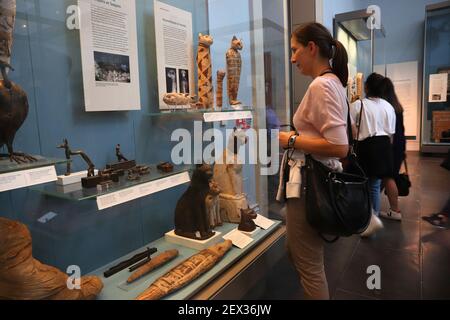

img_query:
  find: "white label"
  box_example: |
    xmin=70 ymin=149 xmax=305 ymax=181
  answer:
xmin=0 ymin=166 xmax=57 ymax=192
xmin=254 ymin=214 xmax=275 ymax=230
xmin=97 ymin=171 xmax=190 ymax=210
xmin=203 ymin=111 xmax=253 ymax=122
xmin=223 ymin=229 xmax=254 ymax=249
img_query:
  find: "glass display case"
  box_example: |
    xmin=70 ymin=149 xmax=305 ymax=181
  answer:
xmin=334 ymin=8 xmax=386 ymax=100
xmin=420 ymin=1 xmax=450 ymax=153
xmin=0 ymin=0 xmax=290 ymax=300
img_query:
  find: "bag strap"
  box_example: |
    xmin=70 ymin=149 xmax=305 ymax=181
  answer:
xmin=355 ymin=99 xmax=364 ymax=143
xmin=403 ymin=156 xmax=409 ymax=175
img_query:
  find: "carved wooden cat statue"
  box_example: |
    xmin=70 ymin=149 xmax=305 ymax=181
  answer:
xmin=196 ymin=33 xmax=214 ymax=109
xmin=174 ymin=164 xmax=216 ymax=240
xmin=226 ymin=36 xmax=243 ymax=106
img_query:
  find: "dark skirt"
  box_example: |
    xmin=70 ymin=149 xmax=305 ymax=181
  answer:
xmin=356 ymin=136 xmax=393 ymax=178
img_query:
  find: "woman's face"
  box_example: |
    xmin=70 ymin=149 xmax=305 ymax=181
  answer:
xmin=291 ymin=37 xmax=313 ymax=76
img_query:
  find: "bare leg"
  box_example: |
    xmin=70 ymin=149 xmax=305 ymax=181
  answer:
xmin=384 ymin=177 xmax=399 ymax=212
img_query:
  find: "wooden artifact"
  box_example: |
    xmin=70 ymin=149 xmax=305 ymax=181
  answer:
xmin=196 ymin=33 xmax=214 ymax=109
xmin=238 ymin=207 xmax=257 ymax=232
xmin=103 ymin=247 xmax=157 ymax=278
xmin=216 ymin=70 xmax=226 ymax=108
xmin=0 ymin=217 xmax=103 ymax=300
xmin=213 ymin=128 xmax=249 ymax=223
xmin=163 ymin=92 xmax=196 ymax=106
xmin=0 ymin=0 xmax=15 ymax=65
xmin=135 ymin=240 xmax=232 ymax=300
xmin=127 ymin=249 xmax=179 ymax=284
xmin=226 ymin=36 xmax=243 ymax=106
xmin=174 ymin=164 xmax=216 ymax=240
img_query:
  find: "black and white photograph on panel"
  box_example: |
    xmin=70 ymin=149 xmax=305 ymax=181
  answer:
xmin=94 ymin=51 xmax=131 ymax=83
xmin=179 ymin=69 xmax=190 ymax=94
xmin=165 ymin=67 xmax=178 ymax=93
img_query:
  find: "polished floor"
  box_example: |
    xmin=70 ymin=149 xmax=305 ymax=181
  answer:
xmin=246 ymin=152 xmax=450 ymax=300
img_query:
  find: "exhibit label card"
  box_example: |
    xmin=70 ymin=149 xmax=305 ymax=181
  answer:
xmin=78 ymin=0 xmax=141 ymax=111
xmin=254 ymin=214 xmax=275 ymax=230
xmin=429 ymin=73 xmax=448 ymax=103
xmin=203 ymin=111 xmax=253 ymax=122
xmin=0 ymin=166 xmax=57 ymax=192
xmin=223 ymin=229 xmax=254 ymax=249
xmin=96 ymin=171 xmax=190 ymax=210
xmin=154 ymin=0 xmax=194 ymax=110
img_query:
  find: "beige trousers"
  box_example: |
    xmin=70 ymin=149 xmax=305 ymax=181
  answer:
xmin=286 ymin=194 xmax=329 ymax=300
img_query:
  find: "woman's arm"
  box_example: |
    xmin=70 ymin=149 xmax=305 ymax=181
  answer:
xmin=279 ymin=131 xmax=349 ymax=158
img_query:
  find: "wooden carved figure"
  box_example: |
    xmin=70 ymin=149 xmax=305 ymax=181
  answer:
xmin=174 ymin=163 xmax=215 ymax=240
xmin=196 ymin=33 xmax=214 ymax=109
xmin=0 ymin=0 xmax=15 ymax=65
xmin=216 ymin=70 xmax=226 ymax=109
xmin=0 ymin=217 xmax=103 ymax=300
xmin=226 ymin=36 xmax=243 ymax=106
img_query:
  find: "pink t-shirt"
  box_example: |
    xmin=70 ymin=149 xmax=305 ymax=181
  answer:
xmin=293 ymin=73 xmax=349 ymax=167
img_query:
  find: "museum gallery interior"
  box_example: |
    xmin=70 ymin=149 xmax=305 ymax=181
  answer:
xmin=0 ymin=0 xmax=449 ymax=301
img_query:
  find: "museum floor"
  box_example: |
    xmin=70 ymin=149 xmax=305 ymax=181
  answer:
xmin=245 ymin=151 xmax=450 ymax=300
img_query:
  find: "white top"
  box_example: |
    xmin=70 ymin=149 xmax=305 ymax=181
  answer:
xmin=350 ymin=98 xmax=396 ymax=141
xmin=293 ymin=73 xmax=349 ymax=171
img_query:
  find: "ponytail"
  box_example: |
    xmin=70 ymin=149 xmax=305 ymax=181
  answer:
xmin=293 ymin=23 xmax=349 ymax=87
xmin=332 ymin=40 xmax=349 ymax=88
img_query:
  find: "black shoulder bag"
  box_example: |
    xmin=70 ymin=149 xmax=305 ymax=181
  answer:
xmin=305 ymin=99 xmax=372 ymax=242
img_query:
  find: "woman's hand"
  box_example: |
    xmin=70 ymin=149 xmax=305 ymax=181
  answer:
xmin=279 ymin=131 xmax=297 ymax=149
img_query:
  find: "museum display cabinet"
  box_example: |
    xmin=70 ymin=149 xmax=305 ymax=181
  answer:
xmin=334 ymin=8 xmax=386 ymax=99
xmin=0 ymin=0 xmax=291 ymax=300
xmin=420 ymin=1 xmax=450 ymax=154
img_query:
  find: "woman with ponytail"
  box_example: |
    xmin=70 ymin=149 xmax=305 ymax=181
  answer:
xmin=278 ymin=22 xmax=350 ymax=300
xmin=350 ymin=73 xmax=397 ymax=220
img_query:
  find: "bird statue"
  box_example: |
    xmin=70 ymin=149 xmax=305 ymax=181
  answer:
xmin=0 ymin=61 xmax=36 ymax=163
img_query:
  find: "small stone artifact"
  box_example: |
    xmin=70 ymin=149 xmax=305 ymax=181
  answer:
xmin=0 ymin=217 xmax=103 ymax=300
xmin=135 ymin=240 xmax=232 ymax=300
xmin=163 ymin=92 xmax=196 ymax=106
xmin=226 ymin=36 xmax=243 ymax=106
xmin=216 ymin=70 xmax=226 ymax=108
xmin=127 ymin=249 xmax=179 ymax=284
xmin=115 ymin=144 xmax=128 ymax=162
xmin=174 ymin=164 xmax=215 ymax=240
xmin=57 ymin=138 xmax=95 ymax=177
xmin=238 ymin=207 xmax=258 ymax=232
xmin=196 ymin=33 xmax=214 ymax=109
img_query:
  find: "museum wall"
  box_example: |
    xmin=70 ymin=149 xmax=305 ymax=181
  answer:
xmin=1 ymin=0 xmax=209 ymax=273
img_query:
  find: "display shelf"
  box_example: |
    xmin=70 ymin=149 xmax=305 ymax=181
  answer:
xmin=30 ymin=164 xmax=192 ymax=202
xmin=89 ymin=220 xmax=282 ymax=300
xmin=0 ymin=155 xmax=69 ymax=175
xmin=146 ymin=106 xmax=253 ymax=118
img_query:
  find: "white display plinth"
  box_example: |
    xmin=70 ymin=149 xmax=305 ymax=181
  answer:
xmin=56 ymin=170 xmax=98 ymax=186
xmin=239 ymin=227 xmax=261 ymax=237
xmin=165 ymin=230 xmax=222 ymax=250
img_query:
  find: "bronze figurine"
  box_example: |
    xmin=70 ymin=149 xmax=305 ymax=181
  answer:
xmin=57 ymin=138 xmax=95 ymax=177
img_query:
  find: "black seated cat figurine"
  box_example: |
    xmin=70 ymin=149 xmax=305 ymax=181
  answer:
xmin=238 ymin=207 xmax=257 ymax=232
xmin=174 ymin=164 xmax=216 ymax=240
